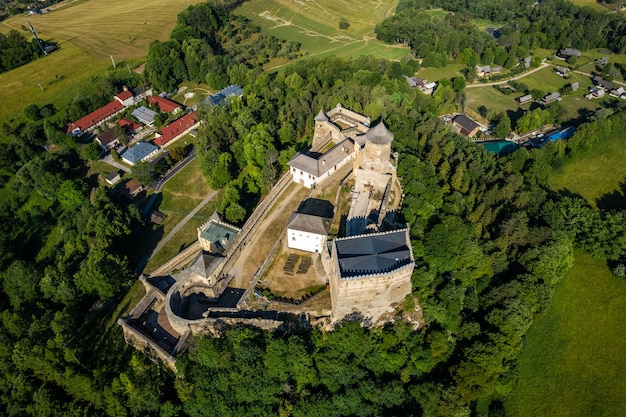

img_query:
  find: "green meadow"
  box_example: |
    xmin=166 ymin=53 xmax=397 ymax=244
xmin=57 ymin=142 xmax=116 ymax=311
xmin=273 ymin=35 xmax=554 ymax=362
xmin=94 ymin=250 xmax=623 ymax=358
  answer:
xmin=505 ymin=253 xmax=626 ymax=417
xmin=233 ymin=0 xmax=410 ymax=68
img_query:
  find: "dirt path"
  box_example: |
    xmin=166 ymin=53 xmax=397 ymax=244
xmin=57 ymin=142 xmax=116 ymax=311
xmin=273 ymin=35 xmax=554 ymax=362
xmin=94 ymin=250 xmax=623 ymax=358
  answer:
xmin=465 ymin=62 xmax=550 ymax=88
xmin=228 ymin=182 xmax=309 ymax=289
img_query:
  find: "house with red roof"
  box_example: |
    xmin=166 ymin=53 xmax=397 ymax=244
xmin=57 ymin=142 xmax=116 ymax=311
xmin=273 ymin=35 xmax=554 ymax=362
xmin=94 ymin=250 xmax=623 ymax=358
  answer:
xmin=117 ymin=118 xmax=142 ymax=135
xmin=154 ymin=112 xmax=199 ymax=148
xmin=65 ymin=90 xmax=137 ymax=136
xmin=148 ymin=96 xmax=182 ymax=114
xmin=115 ymin=90 xmax=134 ymax=107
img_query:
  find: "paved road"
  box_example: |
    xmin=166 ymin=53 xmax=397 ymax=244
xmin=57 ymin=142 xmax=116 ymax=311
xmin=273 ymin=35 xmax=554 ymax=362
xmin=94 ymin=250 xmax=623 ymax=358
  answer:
xmin=154 ymin=148 xmax=196 ymax=191
xmin=149 ymin=190 xmax=218 ymax=258
xmin=465 ymin=63 xmax=550 ymax=88
xmin=101 ymin=154 xmax=131 ymax=173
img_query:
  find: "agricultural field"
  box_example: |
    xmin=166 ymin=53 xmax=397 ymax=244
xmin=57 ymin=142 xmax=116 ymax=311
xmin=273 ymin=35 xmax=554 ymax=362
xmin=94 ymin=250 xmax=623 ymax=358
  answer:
xmin=233 ymin=0 xmax=410 ymax=68
xmin=505 ymin=253 xmax=626 ymax=417
xmin=0 ymin=0 xmax=199 ymax=121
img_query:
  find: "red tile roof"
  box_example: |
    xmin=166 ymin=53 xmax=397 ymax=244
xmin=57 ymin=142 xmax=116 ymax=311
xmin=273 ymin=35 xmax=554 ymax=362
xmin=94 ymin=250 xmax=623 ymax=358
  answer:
xmin=117 ymin=118 xmax=141 ymax=133
xmin=148 ymin=96 xmax=182 ymax=113
xmin=154 ymin=112 xmax=198 ymax=147
xmin=115 ymin=91 xmax=133 ymax=101
xmin=71 ymin=100 xmax=124 ymax=132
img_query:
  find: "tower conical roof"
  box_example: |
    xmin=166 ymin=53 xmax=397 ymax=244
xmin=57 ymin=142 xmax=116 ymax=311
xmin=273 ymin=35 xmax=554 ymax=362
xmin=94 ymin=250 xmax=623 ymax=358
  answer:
xmin=314 ymin=109 xmax=329 ymax=122
xmin=365 ymin=120 xmax=394 ymax=145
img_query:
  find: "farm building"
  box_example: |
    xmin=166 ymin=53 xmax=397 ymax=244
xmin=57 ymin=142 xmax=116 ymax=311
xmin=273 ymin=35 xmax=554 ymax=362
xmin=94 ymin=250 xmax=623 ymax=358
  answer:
xmin=516 ymin=94 xmax=533 ymax=104
xmin=452 ymin=114 xmax=481 ymax=137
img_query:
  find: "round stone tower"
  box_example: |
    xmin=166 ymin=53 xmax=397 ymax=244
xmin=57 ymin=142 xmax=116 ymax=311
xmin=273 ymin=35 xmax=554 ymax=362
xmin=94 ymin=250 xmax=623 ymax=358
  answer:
xmin=355 ymin=120 xmax=394 ymax=174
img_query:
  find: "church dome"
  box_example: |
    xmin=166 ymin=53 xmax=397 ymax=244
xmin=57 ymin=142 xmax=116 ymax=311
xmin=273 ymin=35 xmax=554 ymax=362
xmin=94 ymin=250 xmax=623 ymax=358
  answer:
xmin=365 ymin=120 xmax=394 ymax=145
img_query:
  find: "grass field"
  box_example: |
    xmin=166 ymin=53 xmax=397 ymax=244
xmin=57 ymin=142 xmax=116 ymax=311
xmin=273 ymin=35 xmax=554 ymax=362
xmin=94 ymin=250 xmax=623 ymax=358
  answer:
xmin=548 ymin=127 xmax=626 ymax=208
xmin=505 ymin=253 xmax=626 ymax=417
xmin=567 ymin=0 xmax=610 ymax=11
xmin=0 ymin=0 xmax=199 ymax=121
xmin=234 ymin=0 xmax=410 ymax=68
xmin=416 ymin=64 xmax=465 ymax=81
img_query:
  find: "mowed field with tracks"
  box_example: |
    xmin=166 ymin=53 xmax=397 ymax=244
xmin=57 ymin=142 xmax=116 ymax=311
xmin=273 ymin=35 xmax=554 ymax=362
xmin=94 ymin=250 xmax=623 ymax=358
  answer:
xmin=0 ymin=0 xmax=199 ymax=121
xmin=234 ymin=0 xmax=410 ymax=69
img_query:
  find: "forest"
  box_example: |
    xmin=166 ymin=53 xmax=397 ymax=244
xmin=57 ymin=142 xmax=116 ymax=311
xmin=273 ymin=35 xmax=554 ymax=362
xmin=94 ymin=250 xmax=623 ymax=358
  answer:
xmin=0 ymin=29 xmax=43 ymax=73
xmin=376 ymin=0 xmax=626 ymax=67
xmin=0 ymin=0 xmax=625 ymax=415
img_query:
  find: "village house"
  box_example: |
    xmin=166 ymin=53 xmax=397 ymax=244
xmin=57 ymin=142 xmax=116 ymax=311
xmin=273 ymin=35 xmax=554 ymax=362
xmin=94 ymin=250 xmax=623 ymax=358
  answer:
xmin=452 ymin=114 xmax=482 ymax=137
xmin=148 ymin=96 xmax=182 ymax=114
xmin=132 ymin=85 xmax=153 ymax=103
xmin=521 ymin=56 xmax=532 ymax=68
xmin=115 ymin=90 xmax=135 ymax=107
xmin=585 ymin=87 xmax=605 ymax=99
xmin=404 ymin=76 xmax=437 ymax=95
xmin=154 ymin=111 xmax=199 ymax=148
xmin=287 ymin=212 xmax=333 ymax=253
xmin=96 ymin=128 xmax=120 ymax=151
xmin=557 ymin=48 xmax=581 ymax=60
xmin=516 ymin=94 xmax=533 ymax=104
xmin=596 ymin=57 xmax=609 ymax=65
xmin=593 ymin=76 xmax=614 ymax=91
xmin=555 ymin=66 xmax=569 ymax=77
xmin=541 ymin=92 xmax=562 ymax=104
xmin=121 ymin=179 xmax=143 ymax=199
xmin=609 ymin=87 xmax=626 ymax=99
xmin=571 ymin=82 xmax=579 ymax=92
xmin=132 ymin=106 xmax=159 ymax=126
xmin=121 ymin=141 xmax=159 ymax=165
xmin=476 ymin=65 xmax=491 ymax=77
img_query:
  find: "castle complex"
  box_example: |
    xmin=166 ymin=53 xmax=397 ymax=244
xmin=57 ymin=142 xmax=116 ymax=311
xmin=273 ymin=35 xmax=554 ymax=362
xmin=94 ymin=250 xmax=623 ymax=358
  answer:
xmin=120 ymin=104 xmax=415 ymax=368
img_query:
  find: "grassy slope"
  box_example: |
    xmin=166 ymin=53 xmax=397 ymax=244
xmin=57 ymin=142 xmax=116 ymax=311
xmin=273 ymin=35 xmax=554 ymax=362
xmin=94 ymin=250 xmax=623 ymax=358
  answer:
xmin=505 ymin=253 xmax=626 ymax=417
xmin=0 ymin=0 xmax=199 ymax=121
xmin=234 ymin=0 xmax=410 ymax=69
xmin=548 ymin=128 xmax=626 ymax=208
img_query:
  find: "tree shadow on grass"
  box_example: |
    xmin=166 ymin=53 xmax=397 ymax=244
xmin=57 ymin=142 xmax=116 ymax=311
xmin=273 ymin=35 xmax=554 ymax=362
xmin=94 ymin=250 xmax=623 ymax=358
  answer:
xmin=596 ymin=180 xmax=626 ymax=211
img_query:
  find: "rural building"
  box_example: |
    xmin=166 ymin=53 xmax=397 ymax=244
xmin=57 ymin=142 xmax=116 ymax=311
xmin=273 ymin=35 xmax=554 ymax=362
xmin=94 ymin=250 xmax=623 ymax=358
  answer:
xmin=132 ymin=106 xmax=159 ymax=126
xmin=491 ymin=66 xmax=502 ymax=74
xmin=96 ymin=127 xmax=119 ymax=150
xmin=148 ymin=96 xmax=182 ymax=114
xmin=121 ymin=179 xmax=143 ymax=199
xmin=541 ymin=92 xmax=561 ymax=104
xmin=121 ymin=141 xmax=159 ymax=165
xmin=452 ymin=114 xmax=482 ymax=137
xmin=516 ymin=94 xmax=533 ymax=104
xmin=114 ymin=91 xmax=135 ymax=107
xmin=596 ymin=57 xmax=609 ymax=65
xmin=609 ymin=87 xmax=625 ymax=98
xmin=198 ymin=214 xmax=241 ymax=254
xmin=521 ymin=56 xmax=532 ymax=68
xmin=132 ymin=85 xmax=153 ymax=102
xmin=329 ymin=229 xmax=414 ymax=322
xmin=65 ymin=99 xmax=125 ymax=136
xmin=404 ymin=76 xmax=437 ymax=95
xmin=105 ymin=172 xmax=121 ymax=186
xmin=205 ymin=85 xmax=243 ymax=107
xmin=571 ymin=82 xmax=579 ymax=92
xmin=154 ymin=111 xmax=199 ymax=148
xmin=287 ymin=212 xmax=332 ymax=253
xmin=555 ymin=66 xmax=569 ymax=77
xmin=476 ymin=65 xmax=491 ymax=76
xmin=593 ymin=76 xmax=614 ymax=90
xmin=150 ymin=210 xmax=165 ymax=224
xmin=557 ymin=48 xmax=581 ymax=60
xmin=288 ymin=139 xmax=356 ymax=188
xmin=585 ymin=88 xmax=605 ymax=99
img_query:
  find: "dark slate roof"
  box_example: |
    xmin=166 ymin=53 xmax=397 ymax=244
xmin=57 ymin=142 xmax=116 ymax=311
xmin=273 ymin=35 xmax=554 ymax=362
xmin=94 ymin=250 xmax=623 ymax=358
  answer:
xmin=453 ymin=115 xmax=480 ymax=133
xmin=288 ymin=212 xmax=332 ymax=235
xmin=314 ymin=109 xmax=329 ymax=122
xmin=188 ymin=251 xmax=223 ymax=279
xmin=365 ymin=120 xmax=394 ymax=145
xmin=334 ymin=229 xmax=413 ymax=278
xmin=288 ymin=139 xmax=355 ymax=177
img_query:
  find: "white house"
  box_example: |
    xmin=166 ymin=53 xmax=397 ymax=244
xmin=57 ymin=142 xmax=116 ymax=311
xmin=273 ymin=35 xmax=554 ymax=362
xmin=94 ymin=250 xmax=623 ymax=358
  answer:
xmin=287 ymin=139 xmax=355 ymax=188
xmin=287 ymin=212 xmax=332 ymax=253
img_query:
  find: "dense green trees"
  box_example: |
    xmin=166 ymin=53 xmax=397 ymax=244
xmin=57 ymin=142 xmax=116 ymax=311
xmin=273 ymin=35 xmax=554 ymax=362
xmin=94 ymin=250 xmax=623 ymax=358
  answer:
xmin=0 ymin=30 xmax=41 ymax=73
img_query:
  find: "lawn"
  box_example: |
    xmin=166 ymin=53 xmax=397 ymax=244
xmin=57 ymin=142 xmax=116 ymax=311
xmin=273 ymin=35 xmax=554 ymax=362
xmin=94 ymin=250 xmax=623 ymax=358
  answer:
xmin=0 ymin=0 xmax=199 ymax=121
xmin=504 ymin=253 xmax=626 ymax=417
xmin=548 ymin=127 xmax=626 ymax=209
xmin=416 ymin=64 xmax=465 ymax=81
xmin=234 ymin=0 xmax=410 ymax=68
xmin=567 ymin=0 xmax=610 ymax=11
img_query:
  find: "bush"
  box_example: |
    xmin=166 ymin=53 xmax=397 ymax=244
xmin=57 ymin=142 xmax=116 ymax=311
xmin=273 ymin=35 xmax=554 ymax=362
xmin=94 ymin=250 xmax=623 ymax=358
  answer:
xmin=338 ymin=18 xmax=350 ymax=30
